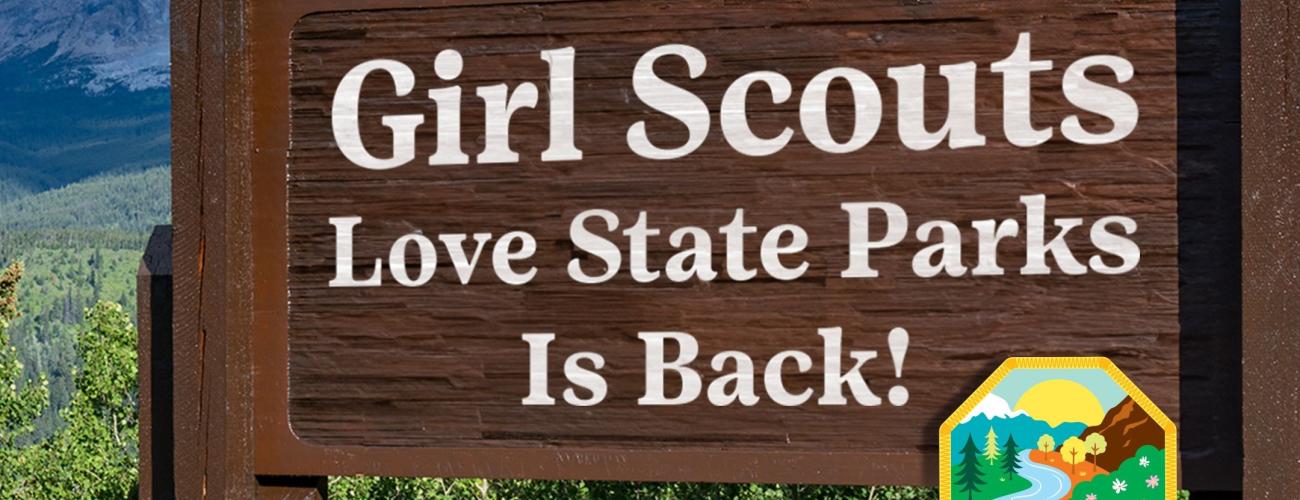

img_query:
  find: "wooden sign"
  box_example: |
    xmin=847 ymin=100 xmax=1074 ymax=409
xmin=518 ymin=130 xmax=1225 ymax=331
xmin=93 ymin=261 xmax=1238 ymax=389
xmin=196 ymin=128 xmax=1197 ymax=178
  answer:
xmin=156 ymin=0 xmax=1300 ymax=496
xmin=167 ymin=1 xmax=1300 ymax=496
xmin=246 ymin=0 xmax=1180 ymax=484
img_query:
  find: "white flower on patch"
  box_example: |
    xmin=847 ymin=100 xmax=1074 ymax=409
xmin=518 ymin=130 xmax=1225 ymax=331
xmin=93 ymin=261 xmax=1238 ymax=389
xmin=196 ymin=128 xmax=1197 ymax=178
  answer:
xmin=1112 ymin=478 xmax=1128 ymax=494
xmin=1146 ymin=475 xmax=1160 ymax=488
xmin=1085 ymin=494 xmax=1097 ymax=500
xmin=1139 ymin=456 xmax=1150 ymax=468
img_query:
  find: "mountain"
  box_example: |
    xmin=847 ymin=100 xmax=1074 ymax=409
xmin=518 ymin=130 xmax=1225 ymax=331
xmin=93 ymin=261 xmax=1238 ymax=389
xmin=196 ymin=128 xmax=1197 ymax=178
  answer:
xmin=959 ymin=393 xmax=1027 ymax=423
xmin=1078 ymin=395 xmax=1165 ymax=472
xmin=0 ymin=0 xmax=170 ymax=194
xmin=0 ymin=0 xmax=168 ymax=93
xmin=951 ymin=414 xmax=1087 ymax=462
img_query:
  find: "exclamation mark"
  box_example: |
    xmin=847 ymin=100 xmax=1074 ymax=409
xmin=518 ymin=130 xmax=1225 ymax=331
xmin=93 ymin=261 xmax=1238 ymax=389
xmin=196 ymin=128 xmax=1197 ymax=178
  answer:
xmin=888 ymin=327 xmax=909 ymax=406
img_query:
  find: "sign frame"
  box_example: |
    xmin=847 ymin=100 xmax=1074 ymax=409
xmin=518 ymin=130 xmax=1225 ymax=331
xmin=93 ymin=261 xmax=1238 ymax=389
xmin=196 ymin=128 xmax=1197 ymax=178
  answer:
xmin=160 ymin=0 xmax=1290 ymax=497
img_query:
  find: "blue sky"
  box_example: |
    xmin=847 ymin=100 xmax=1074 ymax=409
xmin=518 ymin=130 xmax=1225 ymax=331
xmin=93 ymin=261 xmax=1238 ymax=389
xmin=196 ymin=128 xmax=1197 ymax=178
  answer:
xmin=991 ymin=368 xmax=1127 ymax=410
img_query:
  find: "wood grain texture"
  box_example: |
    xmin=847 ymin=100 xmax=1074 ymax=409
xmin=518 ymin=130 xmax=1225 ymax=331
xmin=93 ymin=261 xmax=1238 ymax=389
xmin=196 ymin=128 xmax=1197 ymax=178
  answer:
xmin=173 ymin=0 xmax=330 ymax=497
xmin=1241 ymin=0 xmax=1300 ymax=496
xmin=167 ymin=0 xmax=205 ymax=495
xmin=282 ymin=0 xmax=1179 ymax=459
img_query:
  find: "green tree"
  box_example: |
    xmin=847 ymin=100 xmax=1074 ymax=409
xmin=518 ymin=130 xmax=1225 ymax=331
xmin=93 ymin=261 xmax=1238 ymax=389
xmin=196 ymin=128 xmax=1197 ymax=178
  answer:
xmin=955 ymin=435 xmax=985 ymax=500
xmin=1 ymin=298 xmax=139 ymax=498
xmin=983 ymin=427 xmax=1000 ymax=464
xmin=0 ymin=262 xmax=50 ymax=497
xmin=35 ymin=301 xmax=139 ymax=498
xmin=1083 ymin=432 xmax=1107 ymax=473
xmin=999 ymin=434 xmax=1022 ymax=481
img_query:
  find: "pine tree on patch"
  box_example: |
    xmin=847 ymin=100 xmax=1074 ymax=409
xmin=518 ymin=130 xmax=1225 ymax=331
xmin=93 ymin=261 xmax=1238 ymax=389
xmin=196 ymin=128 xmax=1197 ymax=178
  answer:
xmin=956 ymin=435 xmax=985 ymax=499
xmin=999 ymin=434 xmax=1022 ymax=481
xmin=984 ymin=427 xmax=1000 ymax=464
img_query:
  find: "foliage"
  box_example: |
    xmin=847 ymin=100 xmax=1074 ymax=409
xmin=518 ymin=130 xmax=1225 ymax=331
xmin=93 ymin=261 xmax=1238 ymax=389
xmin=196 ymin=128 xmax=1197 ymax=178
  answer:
xmin=1037 ymin=434 xmax=1055 ymax=453
xmin=1060 ymin=436 xmax=1086 ymax=473
xmin=0 ymin=166 xmax=168 ymax=442
xmin=31 ymin=302 xmax=139 ymax=498
xmin=1071 ymin=445 xmax=1165 ymax=500
xmin=1083 ymin=432 xmax=1107 ymax=473
xmin=0 ymin=167 xmax=171 ymax=240
xmin=0 ymin=263 xmax=49 ymax=451
xmin=0 ymin=289 xmax=139 ymax=498
xmin=3 ymin=247 xmax=143 ymax=442
xmin=0 ymin=181 xmax=34 ymax=204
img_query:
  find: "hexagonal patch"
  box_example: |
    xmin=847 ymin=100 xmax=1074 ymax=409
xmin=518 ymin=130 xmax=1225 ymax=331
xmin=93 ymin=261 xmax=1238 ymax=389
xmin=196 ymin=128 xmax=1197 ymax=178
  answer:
xmin=940 ymin=357 xmax=1176 ymax=500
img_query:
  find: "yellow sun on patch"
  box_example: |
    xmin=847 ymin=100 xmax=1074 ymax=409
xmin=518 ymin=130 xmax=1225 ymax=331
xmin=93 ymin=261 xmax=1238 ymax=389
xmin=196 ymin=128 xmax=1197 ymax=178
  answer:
xmin=1013 ymin=378 xmax=1105 ymax=427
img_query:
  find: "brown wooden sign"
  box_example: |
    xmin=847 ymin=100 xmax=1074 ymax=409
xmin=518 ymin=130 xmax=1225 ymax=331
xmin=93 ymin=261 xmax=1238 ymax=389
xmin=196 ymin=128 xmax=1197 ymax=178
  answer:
xmin=240 ymin=0 xmax=1181 ymax=484
xmin=162 ymin=0 xmax=1300 ymax=496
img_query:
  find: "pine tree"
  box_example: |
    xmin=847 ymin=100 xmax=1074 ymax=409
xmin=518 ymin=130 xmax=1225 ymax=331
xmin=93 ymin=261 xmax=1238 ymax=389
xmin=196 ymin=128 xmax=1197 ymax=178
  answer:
xmin=956 ymin=435 xmax=985 ymax=500
xmin=999 ymin=434 xmax=1022 ymax=480
xmin=984 ymin=427 xmax=1000 ymax=464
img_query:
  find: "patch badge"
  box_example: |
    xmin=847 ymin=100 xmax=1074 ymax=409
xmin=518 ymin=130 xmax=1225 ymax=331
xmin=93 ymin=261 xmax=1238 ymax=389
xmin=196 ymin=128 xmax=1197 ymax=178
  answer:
xmin=940 ymin=357 xmax=1176 ymax=500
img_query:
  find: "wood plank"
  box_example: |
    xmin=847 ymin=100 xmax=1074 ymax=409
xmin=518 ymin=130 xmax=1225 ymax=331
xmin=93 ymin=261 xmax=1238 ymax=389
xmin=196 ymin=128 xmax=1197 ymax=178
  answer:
xmin=173 ymin=0 xmax=328 ymax=496
xmin=278 ymin=0 xmax=1179 ymax=471
xmin=168 ymin=0 xmax=205 ymax=495
xmin=1241 ymin=0 xmax=1300 ymax=496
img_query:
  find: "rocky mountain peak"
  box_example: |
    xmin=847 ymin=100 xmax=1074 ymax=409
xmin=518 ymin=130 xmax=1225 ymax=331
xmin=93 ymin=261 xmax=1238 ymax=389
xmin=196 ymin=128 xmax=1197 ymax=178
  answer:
xmin=0 ymin=0 xmax=169 ymax=93
xmin=1078 ymin=395 xmax=1165 ymax=472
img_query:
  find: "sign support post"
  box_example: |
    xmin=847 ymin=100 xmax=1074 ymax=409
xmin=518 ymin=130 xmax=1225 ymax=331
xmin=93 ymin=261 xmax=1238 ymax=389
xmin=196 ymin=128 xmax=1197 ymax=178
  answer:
xmin=1241 ymin=0 xmax=1300 ymax=496
xmin=171 ymin=0 xmax=327 ymax=496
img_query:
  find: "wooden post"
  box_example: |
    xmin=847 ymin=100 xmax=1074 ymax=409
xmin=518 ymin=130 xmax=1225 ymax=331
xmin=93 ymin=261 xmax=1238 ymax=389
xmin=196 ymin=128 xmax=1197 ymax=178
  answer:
xmin=1241 ymin=0 xmax=1300 ymax=497
xmin=172 ymin=0 xmax=327 ymax=497
xmin=138 ymin=226 xmax=174 ymax=499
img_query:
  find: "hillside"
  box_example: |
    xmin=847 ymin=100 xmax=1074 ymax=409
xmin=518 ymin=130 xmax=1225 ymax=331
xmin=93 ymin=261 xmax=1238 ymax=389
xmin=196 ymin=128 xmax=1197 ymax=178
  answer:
xmin=0 ymin=166 xmax=170 ymax=256
xmin=1078 ymin=396 xmax=1165 ymax=472
xmin=0 ymin=0 xmax=170 ymax=193
xmin=0 ymin=166 xmax=169 ymax=441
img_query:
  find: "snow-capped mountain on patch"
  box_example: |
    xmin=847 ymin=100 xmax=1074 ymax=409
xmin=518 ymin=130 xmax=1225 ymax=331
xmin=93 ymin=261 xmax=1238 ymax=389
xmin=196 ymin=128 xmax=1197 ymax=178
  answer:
xmin=951 ymin=415 xmax=1086 ymax=463
xmin=0 ymin=0 xmax=168 ymax=93
xmin=960 ymin=394 xmax=1028 ymax=423
xmin=951 ymin=393 xmax=1087 ymax=463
